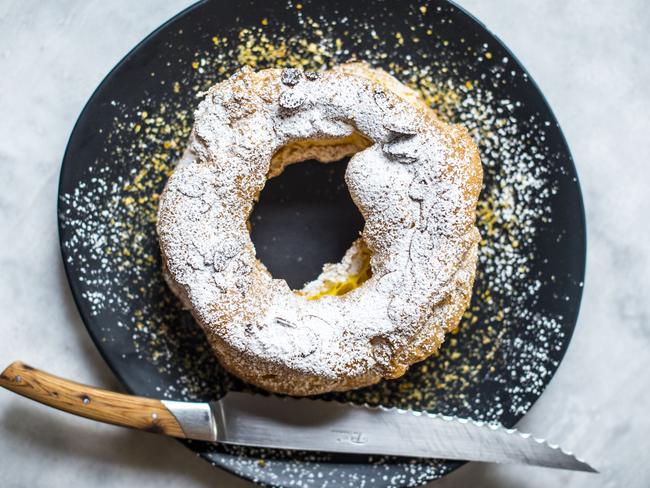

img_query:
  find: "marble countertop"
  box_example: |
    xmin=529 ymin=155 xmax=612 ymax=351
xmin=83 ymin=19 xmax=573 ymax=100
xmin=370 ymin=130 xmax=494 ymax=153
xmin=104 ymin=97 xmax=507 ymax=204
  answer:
xmin=1 ymin=1 xmax=648 ymax=486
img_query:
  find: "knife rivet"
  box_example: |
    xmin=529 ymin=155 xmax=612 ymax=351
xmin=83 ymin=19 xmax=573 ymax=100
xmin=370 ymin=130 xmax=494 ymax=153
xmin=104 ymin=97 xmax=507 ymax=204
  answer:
xmin=152 ymin=413 xmax=158 ymax=420
xmin=14 ymin=375 xmax=22 ymax=383
xmin=82 ymin=395 xmax=90 ymax=405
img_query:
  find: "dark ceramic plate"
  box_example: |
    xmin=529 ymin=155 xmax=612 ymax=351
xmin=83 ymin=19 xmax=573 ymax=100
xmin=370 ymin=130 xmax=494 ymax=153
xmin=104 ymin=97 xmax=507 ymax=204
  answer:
xmin=58 ymin=0 xmax=586 ymax=486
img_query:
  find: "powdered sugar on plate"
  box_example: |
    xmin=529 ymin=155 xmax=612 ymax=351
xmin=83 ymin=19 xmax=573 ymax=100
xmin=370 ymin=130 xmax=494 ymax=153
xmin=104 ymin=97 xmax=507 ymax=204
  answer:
xmin=58 ymin=1 xmax=582 ymax=486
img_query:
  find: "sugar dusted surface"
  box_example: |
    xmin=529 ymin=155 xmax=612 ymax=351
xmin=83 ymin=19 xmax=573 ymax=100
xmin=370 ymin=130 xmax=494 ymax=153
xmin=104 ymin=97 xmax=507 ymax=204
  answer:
xmin=55 ymin=1 xmax=584 ymax=486
xmin=157 ymin=63 xmax=481 ymax=393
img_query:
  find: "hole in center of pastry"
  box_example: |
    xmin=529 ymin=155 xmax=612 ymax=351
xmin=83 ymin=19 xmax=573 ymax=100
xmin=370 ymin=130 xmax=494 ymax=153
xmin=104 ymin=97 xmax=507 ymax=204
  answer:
xmin=249 ymin=135 xmax=373 ymax=298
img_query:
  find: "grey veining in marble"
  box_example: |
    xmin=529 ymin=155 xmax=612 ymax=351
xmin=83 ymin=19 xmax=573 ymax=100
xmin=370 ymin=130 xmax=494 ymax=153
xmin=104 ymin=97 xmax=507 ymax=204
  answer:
xmin=1 ymin=1 xmax=649 ymax=487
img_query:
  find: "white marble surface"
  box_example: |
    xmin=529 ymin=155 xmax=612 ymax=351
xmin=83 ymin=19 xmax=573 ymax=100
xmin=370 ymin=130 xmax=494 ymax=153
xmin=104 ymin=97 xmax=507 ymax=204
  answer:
xmin=1 ymin=1 xmax=648 ymax=486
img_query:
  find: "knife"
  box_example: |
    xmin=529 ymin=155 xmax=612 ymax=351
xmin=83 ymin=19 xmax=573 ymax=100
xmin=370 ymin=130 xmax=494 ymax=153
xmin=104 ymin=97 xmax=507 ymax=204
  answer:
xmin=0 ymin=361 xmax=595 ymax=472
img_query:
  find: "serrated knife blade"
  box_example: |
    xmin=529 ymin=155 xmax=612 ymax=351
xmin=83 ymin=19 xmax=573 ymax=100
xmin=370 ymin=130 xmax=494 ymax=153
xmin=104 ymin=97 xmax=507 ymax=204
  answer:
xmin=162 ymin=392 xmax=596 ymax=472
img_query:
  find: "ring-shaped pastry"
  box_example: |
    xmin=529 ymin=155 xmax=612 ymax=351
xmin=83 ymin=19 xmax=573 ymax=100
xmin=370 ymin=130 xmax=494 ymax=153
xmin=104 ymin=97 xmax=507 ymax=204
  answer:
xmin=157 ymin=63 xmax=482 ymax=395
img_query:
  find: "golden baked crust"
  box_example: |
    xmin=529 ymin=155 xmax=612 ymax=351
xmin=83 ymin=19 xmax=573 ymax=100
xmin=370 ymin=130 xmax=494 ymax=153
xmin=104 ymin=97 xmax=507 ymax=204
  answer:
xmin=157 ymin=62 xmax=482 ymax=396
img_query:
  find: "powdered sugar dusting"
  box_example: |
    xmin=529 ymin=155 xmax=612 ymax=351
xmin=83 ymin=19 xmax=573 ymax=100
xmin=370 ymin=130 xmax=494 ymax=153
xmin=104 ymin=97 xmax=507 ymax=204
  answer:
xmin=157 ymin=63 xmax=481 ymax=394
xmin=58 ymin=1 xmax=583 ymax=485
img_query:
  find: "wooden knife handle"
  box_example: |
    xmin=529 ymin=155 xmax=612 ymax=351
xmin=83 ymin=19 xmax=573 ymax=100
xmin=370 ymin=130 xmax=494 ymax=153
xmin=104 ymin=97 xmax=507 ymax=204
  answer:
xmin=0 ymin=361 xmax=186 ymax=438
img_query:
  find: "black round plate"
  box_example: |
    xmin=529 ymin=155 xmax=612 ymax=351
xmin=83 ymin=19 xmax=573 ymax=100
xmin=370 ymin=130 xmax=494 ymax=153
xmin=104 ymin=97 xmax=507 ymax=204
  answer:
xmin=58 ymin=1 xmax=586 ymax=486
